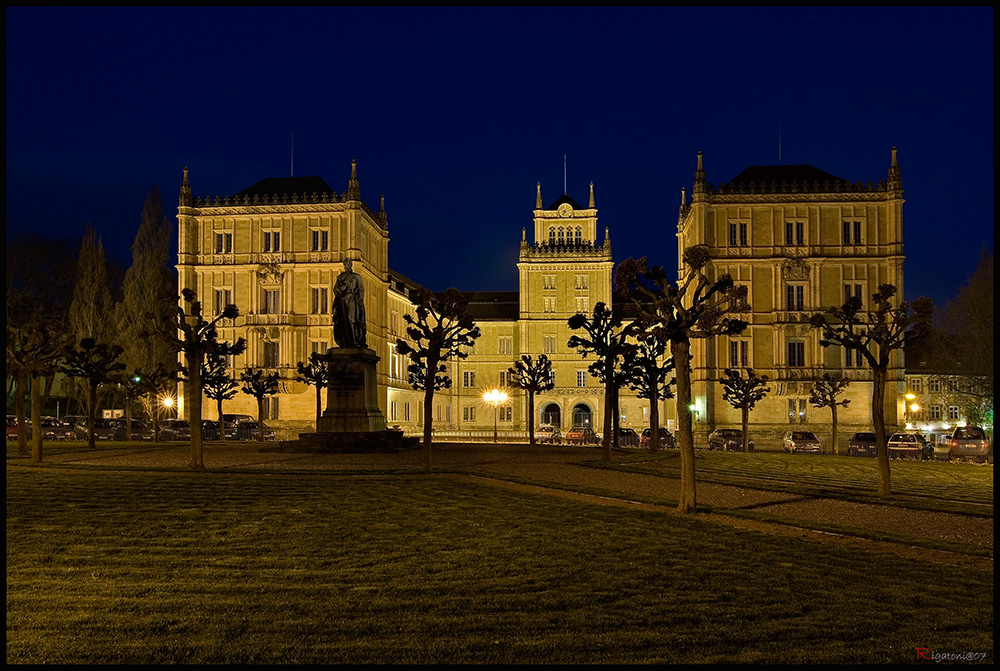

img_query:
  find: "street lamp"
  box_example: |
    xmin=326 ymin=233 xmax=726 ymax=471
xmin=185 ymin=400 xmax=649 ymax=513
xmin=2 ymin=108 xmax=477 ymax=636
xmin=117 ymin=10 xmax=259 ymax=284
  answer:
xmin=905 ymin=392 xmax=916 ymax=427
xmin=484 ymin=389 xmax=508 ymax=443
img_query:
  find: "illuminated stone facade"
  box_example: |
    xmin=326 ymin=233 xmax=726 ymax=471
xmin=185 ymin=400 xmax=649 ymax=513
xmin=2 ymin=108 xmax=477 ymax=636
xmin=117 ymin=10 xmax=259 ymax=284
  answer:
xmin=675 ymin=148 xmax=906 ymax=452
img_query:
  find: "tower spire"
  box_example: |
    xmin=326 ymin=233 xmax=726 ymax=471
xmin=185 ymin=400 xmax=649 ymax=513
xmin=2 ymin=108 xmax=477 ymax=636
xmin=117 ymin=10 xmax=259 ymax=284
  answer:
xmin=179 ymin=166 xmax=191 ymax=206
xmin=346 ymin=159 xmax=360 ymax=200
xmin=536 ymin=182 xmax=543 ymax=209
xmin=887 ymin=145 xmax=902 ymax=191
xmin=589 ymin=181 xmax=595 ymax=208
xmin=693 ymin=150 xmax=707 ymax=196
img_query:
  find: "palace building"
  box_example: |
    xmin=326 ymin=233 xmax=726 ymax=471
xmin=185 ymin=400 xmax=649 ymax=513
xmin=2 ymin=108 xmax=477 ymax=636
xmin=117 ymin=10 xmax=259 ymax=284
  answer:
xmin=176 ymin=148 xmax=906 ymax=450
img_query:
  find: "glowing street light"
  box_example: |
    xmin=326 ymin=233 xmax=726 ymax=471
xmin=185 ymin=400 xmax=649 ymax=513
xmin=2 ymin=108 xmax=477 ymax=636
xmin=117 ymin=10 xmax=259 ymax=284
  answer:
xmin=484 ymin=389 xmax=508 ymax=443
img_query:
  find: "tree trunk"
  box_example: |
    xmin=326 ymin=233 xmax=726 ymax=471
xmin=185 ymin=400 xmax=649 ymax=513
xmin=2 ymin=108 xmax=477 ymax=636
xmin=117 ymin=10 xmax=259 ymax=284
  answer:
xmin=16 ymin=368 xmax=28 ymax=456
xmin=30 ymin=374 xmax=43 ymax=463
xmin=257 ymin=398 xmax=265 ymax=442
xmin=315 ymin=384 xmax=323 ymax=430
xmin=602 ymin=375 xmax=613 ymax=460
xmin=527 ymin=390 xmax=535 ymax=446
xmin=422 ymin=383 xmax=435 ymax=473
xmin=649 ymin=378 xmax=660 ymax=453
xmin=673 ymin=339 xmax=696 ymax=513
xmin=872 ymin=365 xmax=891 ymax=496
xmin=830 ymin=403 xmax=838 ymax=456
xmin=187 ymin=352 xmax=204 ymax=469
xmin=217 ymin=397 xmax=225 ymax=442
xmin=87 ymin=383 xmax=98 ymax=450
xmin=741 ymin=405 xmax=750 ymax=453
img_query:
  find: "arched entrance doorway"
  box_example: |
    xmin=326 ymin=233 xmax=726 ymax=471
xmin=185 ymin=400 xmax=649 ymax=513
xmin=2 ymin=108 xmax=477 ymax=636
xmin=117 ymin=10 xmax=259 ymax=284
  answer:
xmin=541 ymin=403 xmax=561 ymax=428
xmin=572 ymin=403 xmax=593 ymax=428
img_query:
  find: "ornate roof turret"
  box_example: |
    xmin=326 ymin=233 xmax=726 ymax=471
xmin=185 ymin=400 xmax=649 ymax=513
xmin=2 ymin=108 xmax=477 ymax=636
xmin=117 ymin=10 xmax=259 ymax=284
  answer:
xmin=589 ymin=181 xmax=595 ymax=208
xmin=179 ymin=166 xmax=192 ymax=206
xmin=693 ymin=150 xmax=707 ymax=195
xmin=378 ymin=193 xmax=387 ymax=226
xmin=536 ymin=182 xmax=543 ymax=209
xmin=346 ymin=159 xmax=361 ymax=200
xmin=887 ymin=145 xmax=902 ymax=192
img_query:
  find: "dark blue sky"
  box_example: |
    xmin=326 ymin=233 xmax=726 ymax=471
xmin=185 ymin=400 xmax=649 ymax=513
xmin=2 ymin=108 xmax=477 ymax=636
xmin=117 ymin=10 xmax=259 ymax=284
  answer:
xmin=6 ymin=7 xmax=993 ymax=309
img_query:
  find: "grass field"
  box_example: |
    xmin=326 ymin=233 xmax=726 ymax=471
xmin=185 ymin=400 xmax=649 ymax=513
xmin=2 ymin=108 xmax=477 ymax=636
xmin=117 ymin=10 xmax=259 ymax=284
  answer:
xmin=6 ymin=465 xmax=993 ymax=664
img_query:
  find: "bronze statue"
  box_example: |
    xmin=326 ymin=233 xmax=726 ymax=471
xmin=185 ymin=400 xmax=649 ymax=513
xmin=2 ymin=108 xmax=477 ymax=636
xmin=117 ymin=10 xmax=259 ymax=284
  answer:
xmin=332 ymin=258 xmax=367 ymax=348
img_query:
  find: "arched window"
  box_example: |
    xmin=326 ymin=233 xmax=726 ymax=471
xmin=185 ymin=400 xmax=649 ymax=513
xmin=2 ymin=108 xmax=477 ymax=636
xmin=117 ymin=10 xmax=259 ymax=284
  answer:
xmin=557 ymin=227 xmax=565 ymax=244
xmin=574 ymin=227 xmax=582 ymax=244
xmin=548 ymin=227 xmax=556 ymax=245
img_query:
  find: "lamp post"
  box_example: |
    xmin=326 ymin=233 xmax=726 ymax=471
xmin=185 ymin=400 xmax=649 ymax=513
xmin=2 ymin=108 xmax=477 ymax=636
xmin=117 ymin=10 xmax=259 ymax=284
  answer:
xmin=905 ymin=392 xmax=915 ymax=428
xmin=484 ymin=389 xmax=508 ymax=443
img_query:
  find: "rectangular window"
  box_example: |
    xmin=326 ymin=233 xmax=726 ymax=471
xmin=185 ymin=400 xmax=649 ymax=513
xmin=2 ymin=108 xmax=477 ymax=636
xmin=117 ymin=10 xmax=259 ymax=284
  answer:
xmin=262 ymin=341 xmax=279 ymax=368
xmin=843 ymin=283 xmax=862 ymax=305
xmin=908 ymin=378 xmax=922 ymax=393
xmin=463 ymin=406 xmax=476 ymax=422
xmin=463 ymin=371 xmax=475 ymax=388
xmin=948 ymin=406 xmax=960 ymax=421
xmin=311 ymin=340 xmax=329 ymax=356
xmin=787 ymin=342 xmax=805 ymax=367
xmin=928 ymin=378 xmax=941 ymax=393
xmin=311 ymin=287 xmax=329 ymax=314
xmin=498 ymin=371 xmax=509 ymax=388
xmin=263 ymin=231 xmax=280 ymax=252
xmin=543 ymin=335 xmax=556 ymax=354
xmin=262 ymin=289 xmax=280 ymax=314
xmin=844 ymin=346 xmax=856 ymax=368
xmin=785 ymin=221 xmax=794 ymax=246
xmin=215 ymin=232 xmax=232 ymax=254
xmin=930 ymin=405 xmax=941 ymax=420
xmin=311 ymin=229 xmax=329 ymax=252
xmin=853 ymin=220 xmax=862 ymax=244
xmin=786 ymin=285 xmax=805 ymax=311
xmin=796 ymin=221 xmax=804 ymax=246
xmin=798 ymin=399 xmax=807 ymax=423
xmin=498 ymin=336 xmax=513 ymax=355
xmin=543 ymin=275 xmax=556 ymax=290
xmin=576 ymin=370 xmax=588 ymax=387
xmin=404 ymin=402 xmax=411 ymax=422
xmin=501 ymin=407 xmax=512 ymax=422
xmin=390 ymin=401 xmax=398 ymax=422
xmin=729 ymin=340 xmax=749 ymax=368
xmin=214 ymin=289 xmax=232 ymax=315
xmin=729 ymin=222 xmax=748 ymax=246
xmin=262 ymin=396 xmax=279 ymax=421
xmin=843 ymin=221 xmax=851 ymax=245
xmin=575 ymin=274 xmax=589 ymax=289
xmin=575 ymin=297 xmax=587 ymax=313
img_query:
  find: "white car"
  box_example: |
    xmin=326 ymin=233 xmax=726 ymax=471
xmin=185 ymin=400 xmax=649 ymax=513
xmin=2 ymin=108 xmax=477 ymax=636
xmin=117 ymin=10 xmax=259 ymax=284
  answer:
xmin=534 ymin=425 xmax=561 ymax=444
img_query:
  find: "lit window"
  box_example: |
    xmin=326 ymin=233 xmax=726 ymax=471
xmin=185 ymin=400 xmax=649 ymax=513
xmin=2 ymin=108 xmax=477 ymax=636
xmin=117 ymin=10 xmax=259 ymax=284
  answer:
xmin=787 ymin=342 xmax=805 ymax=367
xmin=463 ymin=371 xmax=475 ymax=388
xmin=577 ymin=370 xmax=587 ymax=387
xmin=786 ymin=285 xmax=805 ymax=311
xmin=263 ymin=231 xmax=280 ymax=252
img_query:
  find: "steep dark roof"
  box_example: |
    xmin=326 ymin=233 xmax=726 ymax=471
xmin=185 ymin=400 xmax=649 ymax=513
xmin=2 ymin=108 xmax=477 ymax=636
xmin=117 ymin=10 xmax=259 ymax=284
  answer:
xmin=726 ymin=165 xmax=845 ymax=185
xmin=439 ymin=290 xmax=519 ymax=321
xmin=235 ymin=176 xmax=336 ymax=197
xmin=546 ymin=194 xmax=586 ymax=210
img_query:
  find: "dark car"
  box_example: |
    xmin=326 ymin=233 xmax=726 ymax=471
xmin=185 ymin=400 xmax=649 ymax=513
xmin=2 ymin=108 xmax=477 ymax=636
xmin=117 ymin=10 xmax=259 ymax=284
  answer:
xmin=708 ymin=428 xmax=754 ymax=452
xmin=75 ymin=418 xmax=116 ymax=441
xmin=640 ymin=427 xmax=676 ymax=449
xmin=42 ymin=417 xmax=75 ymax=441
xmin=614 ymin=427 xmax=640 ymax=447
xmin=236 ymin=421 xmax=276 ymax=441
xmin=159 ymin=418 xmax=191 ymax=441
xmin=847 ymin=432 xmax=877 ymax=458
xmin=564 ymin=427 xmax=601 ymax=446
xmin=222 ymin=414 xmax=254 ymax=439
xmin=887 ymin=432 xmax=927 ymax=460
xmin=947 ymin=426 xmax=990 ymax=462
xmin=6 ymin=416 xmax=18 ymax=441
xmin=112 ymin=418 xmax=154 ymax=441
xmin=201 ymin=420 xmax=221 ymax=440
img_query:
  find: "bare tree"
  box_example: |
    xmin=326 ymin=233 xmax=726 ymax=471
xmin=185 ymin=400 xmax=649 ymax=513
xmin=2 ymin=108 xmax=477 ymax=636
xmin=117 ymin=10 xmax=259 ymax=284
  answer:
xmin=240 ymin=368 xmax=280 ymax=442
xmin=152 ymin=288 xmax=246 ymax=469
xmin=61 ymin=338 xmax=126 ymax=450
xmin=134 ymin=363 xmax=177 ymax=441
xmin=396 ymin=288 xmax=481 ymax=472
xmin=616 ymin=247 xmax=749 ymax=514
xmin=295 ymin=351 xmax=330 ymax=429
xmin=810 ymin=284 xmax=933 ymax=496
xmin=720 ymin=368 xmax=771 ymax=453
xmin=507 ymin=354 xmax=555 ymax=445
xmin=567 ymin=302 xmax=627 ymax=460
xmin=809 ymin=373 xmax=851 ymax=455
xmin=202 ymin=353 xmax=239 ymax=441
xmin=621 ymin=323 xmax=675 ymax=452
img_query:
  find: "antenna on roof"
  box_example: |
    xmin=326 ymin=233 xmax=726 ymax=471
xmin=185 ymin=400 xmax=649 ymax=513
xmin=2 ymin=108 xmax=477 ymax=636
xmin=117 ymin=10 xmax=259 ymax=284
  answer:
xmin=291 ymin=133 xmax=294 ymax=177
xmin=563 ymin=154 xmax=567 ymax=195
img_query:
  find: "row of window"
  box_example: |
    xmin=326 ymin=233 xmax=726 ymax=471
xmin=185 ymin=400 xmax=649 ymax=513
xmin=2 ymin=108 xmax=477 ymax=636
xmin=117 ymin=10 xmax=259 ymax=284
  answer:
xmin=542 ymin=275 xmax=590 ymax=289
xmin=907 ymin=377 xmax=975 ymax=394
xmin=784 ymin=283 xmax=866 ymax=311
xmin=547 ymin=227 xmax=584 ymax=245
xmin=727 ymin=221 xmax=864 ymax=247
xmin=213 ymin=230 xmax=331 ymax=254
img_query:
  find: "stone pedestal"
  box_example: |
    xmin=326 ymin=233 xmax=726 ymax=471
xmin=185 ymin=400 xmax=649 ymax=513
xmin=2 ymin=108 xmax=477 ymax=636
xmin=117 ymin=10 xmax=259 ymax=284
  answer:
xmin=318 ymin=347 xmax=386 ymax=433
xmin=263 ymin=347 xmax=418 ymax=454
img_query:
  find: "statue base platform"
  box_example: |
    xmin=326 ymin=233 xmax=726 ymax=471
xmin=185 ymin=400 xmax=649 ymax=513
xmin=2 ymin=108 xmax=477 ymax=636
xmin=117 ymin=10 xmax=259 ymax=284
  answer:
xmin=263 ymin=429 xmax=420 ymax=454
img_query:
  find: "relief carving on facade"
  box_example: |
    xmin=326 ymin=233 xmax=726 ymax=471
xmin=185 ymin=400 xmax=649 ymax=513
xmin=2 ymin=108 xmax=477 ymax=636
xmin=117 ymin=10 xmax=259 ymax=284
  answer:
xmin=256 ymin=262 xmax=284 ymax=287
xmin=781 ymin=257 xmax=810 ymax=280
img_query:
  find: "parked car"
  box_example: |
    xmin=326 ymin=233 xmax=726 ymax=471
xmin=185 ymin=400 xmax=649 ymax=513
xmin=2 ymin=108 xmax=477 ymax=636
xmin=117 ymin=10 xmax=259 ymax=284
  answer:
xmin=6 ymin=416 xmax=18 ymax=441
xmin=236 ymin=421 xmax=275 ymax=441
xmin=75 ymin=418 xmax=116 ymax=441
xmin=783 ymin=431 xmax=822 ymax=454
xmin=564 ymin=426 xmax=601 ymax=446
xmin=222 ymin=414 xmax=254 ymax=439
xmin=948 ymin=426 xmax=990 ymax=462
xmin=202 ymin=420 xmax=221 ymax=440
xmin=159 ymin=418 xmax=191 ymax=441
xmin=614 ymin=427 xmax=640 ymax=447
xmin=42 ymin=417 xmax=75 ymax=441
xmin=708 ymin=428 xmax=754 ymax=452
xmin=534 ymin=425 xmax=562 ymax=444
xmin=640 ymin=427 xmax=676 ymax=449
xmin=847 ymin=432 xmax=877 ymax=458
xmin=111 ymin=418 xmax=154 ymax=441
xmin=887 ymin=432 xmax=928 ymax=460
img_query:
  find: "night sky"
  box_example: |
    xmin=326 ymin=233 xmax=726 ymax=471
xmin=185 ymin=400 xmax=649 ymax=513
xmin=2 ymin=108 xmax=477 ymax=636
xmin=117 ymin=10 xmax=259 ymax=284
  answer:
xmin=6 ymin=7 xmax=993 ymax=310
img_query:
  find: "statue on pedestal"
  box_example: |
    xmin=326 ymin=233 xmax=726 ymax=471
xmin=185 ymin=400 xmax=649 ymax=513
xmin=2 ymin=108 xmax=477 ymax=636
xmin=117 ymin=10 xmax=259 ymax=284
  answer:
xmin=332 ymin=258 xmax=366 ymax=349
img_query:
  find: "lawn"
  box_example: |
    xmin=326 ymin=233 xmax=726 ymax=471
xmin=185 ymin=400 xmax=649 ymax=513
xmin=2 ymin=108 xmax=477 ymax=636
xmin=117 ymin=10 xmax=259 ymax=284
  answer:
xmin=6 ymin=467 xmax=993 ymax=664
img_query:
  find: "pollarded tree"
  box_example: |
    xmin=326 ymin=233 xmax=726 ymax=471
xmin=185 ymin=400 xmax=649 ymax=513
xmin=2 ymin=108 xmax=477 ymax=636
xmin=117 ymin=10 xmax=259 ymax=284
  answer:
xmin=202 ymin=353 xmax=239 ymax=441
xmin=152 ymin=288 xmax=246 ymax=469
xmin=567 ymin=301 xmax=628 ymax=460
xmin=507 ymin=354 xmax=555 ymax=446
xmin=621 ymin=323 xmax=675 ymax=452
xmin=295 ymin=351 xmax=330 ymax=429
xmin=240 ymin=367 xmax=280 ymax=442
xmin=810 ymin=284 xmax=933 ymax=496
xmin=61 ymin=338 xmax=126 ymax=451
xmin=720 ymin=368 xmax=771 ymax=453
xmin=616 ymin=247 xmax=749 ymax=514
xmin=809 ymin=373 xmax=851 ymax=455
xmin=396 ymin=287 xmax=481 ymax=472
xmin=7 ymin=315 xmax=70 ymax=460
